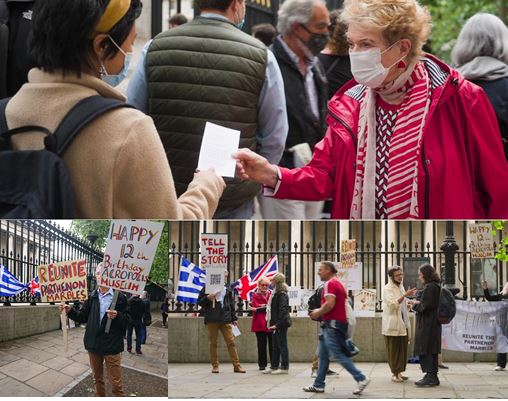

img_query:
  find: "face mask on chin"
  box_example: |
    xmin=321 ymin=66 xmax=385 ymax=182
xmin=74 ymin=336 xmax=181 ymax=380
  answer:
xmin=349 ymin=40 xmax=405 ymax=88
xmin=100 ymin=34 xmax=132 ymax=87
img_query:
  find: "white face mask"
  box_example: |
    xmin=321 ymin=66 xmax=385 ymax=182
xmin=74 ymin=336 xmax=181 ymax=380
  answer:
xmin=349 ymin=41 xmax=405 ymax=88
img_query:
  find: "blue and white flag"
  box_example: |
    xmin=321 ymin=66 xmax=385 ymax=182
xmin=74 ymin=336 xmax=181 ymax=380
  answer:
xmin=176 ymin=257 xmax=206 ymax=304
xmin=0 ymin=264 xmax=27 ymax=297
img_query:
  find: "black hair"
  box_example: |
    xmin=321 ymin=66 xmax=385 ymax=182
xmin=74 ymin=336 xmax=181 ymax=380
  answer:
xmin=419 ymin=263 xmax=441 ymax=284
xmin=388 ymin=266 xmax=402 ymax=279
xmin=252 ymin=23 xmax=277 ymax=47
xmin=30 ymin=0 xmax=142 ymax=76
xmin=320 ymin=261 xmax=337 ymax=274
xmin=195 ymin=0 xmax=235 ymax=12
xmin=169 ymin=13 xmax=188 ymax=27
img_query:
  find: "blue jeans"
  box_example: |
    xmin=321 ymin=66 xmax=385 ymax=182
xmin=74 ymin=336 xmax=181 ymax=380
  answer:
xmin=127 ymin=321 xmax=142 ymax=352
xmin=140 ymin=324 xmax=147 ymax=344
xmin=314 ymin=323 xmax=365 ymax=389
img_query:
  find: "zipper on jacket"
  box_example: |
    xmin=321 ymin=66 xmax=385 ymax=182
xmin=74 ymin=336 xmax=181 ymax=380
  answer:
xmin=327 ymin=108 xmax=357 ymax=150
xmin=421 ymin=144 xmax=430 ymax=219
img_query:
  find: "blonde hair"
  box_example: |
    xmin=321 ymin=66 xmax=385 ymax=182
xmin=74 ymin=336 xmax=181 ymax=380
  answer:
xmin=257 ymin=276 xmax=271 ymax=286
xmin=342 ymin=0 xmax=432 ymax=63
xmin=271 ymin=273 xmax=288 ymax=292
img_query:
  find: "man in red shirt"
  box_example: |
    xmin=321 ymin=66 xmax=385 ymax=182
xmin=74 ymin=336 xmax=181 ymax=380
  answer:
xmin=303 ymin=261 xmax=370 ymax=395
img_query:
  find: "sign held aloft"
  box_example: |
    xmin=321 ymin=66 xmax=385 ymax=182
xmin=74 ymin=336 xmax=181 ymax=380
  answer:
xmin=200 ymin=233 xmax=229 ymax=267
xmin=340 ymin=239 xmax=356 ymax=268
xmin=469 ymin=223 xmax=494 ymax=259
xmin=38 ymin=259 xmax=88 ymax=303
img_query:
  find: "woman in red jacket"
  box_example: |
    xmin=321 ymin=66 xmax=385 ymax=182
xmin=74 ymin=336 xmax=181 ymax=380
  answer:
xmin=234 ymin=0 xmax=508 ymax=219
xmin=250 ymin=276 xmax=273 ymax=370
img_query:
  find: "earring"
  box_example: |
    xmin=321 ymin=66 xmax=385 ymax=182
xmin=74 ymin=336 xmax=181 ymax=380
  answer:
xmin=397 ymin=60 xmax=407 ymax=69
xmin=98 ymin=64 xmax=107 ymax=79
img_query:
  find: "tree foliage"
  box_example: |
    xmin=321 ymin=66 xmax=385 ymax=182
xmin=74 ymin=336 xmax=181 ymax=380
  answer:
xmin=70 ymin=220 xmax=169 ymax=284
xmin=420 ymin=0 xmax=506 ymax=62
xmin=492 ymin=221 xmax=508 ymax=262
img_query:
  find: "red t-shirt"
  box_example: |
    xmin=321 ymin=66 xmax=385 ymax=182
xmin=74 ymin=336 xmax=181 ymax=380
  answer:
xmin=321 ymin=277 xmax=347 ymax=322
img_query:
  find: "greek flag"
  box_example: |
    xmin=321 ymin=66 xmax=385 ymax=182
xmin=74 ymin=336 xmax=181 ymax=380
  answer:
xmin=176 ymin=257 xmax=205 ymax=304
xmin=0 ymin=264 xmax=27 ymax=297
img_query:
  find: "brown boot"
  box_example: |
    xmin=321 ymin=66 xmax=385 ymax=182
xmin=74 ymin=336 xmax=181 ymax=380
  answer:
xmin=234 ymin=365 xmax=246 ymax=373
xmin=211 ymin=366 xmax=219 ymax=373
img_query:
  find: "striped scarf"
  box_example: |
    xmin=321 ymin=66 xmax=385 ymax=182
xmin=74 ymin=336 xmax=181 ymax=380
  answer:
xmin=350 ymin=61 xmax=431 ymax=219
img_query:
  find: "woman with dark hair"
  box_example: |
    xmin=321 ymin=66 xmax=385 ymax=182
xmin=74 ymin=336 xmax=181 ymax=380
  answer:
xmin=318 ymin=9 xmax=352 ymax=99
xmin=408 ymin=264 xmax=441 ymax=387
xmin=3 ymin=0 xmax=224 ymax=218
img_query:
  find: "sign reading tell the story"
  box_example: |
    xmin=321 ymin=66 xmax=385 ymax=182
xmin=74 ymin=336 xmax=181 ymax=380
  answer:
xmin=38 ymin=259 xmax=88 ymax=303
xmin=200 ymin=234 xmax=228 ymax=267
xmin=469 ymin=223 xmax=495 ymax=259
xmin=340 ymin=239 xmax=357 ymax=268
xmin=99 ymin=220 xmax=164 ymax=295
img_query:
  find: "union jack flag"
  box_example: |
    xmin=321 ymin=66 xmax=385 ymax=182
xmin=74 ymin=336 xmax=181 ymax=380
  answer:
xmin=27 ymin=276 xmax=41 ymax=296
xmin=232 ymin=256 xmax=278 ymax=301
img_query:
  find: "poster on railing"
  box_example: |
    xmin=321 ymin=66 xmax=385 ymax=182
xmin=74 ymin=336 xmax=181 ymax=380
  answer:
xmin=288 ymin=286 xmax=302 ymax=306
xmin=314 ymin=262 xmax=362 ymax=290
xmin=442 ymin=300 xmax=508 ymax=353
xmin=296 ymin=289 xmax=315 ymax=317
xmin=340 ymin=239 xmax=356 ymax=268
xmin=469 ymin=223 xmax=495 ymax=259
xmin=353 ymin=289 xmax=377 ymax=317
xmin=99 ymin=220 xmax=164 ymax=295
xmin=205 ymin=266 xmax=225 ymax=295
xmin=200 ymin=233 xmax=228 ymax=268
xmin=38 ymin=259 xmax=88 ymax=303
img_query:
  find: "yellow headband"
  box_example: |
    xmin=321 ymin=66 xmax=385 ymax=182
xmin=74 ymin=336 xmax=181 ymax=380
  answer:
xmin=95 ymin=0 xmax=130 ymax=33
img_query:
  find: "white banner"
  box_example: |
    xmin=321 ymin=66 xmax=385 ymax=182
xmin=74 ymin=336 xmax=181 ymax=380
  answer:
xmin=469 ymin=223 xmax=494 ymax=259
xmin=314 ymin=262 xmax=362 ymax=290
xmin=100 ymin=220 xmax=164 ymax=295
xmin=442 ymin=300 xmax=508 ymax=353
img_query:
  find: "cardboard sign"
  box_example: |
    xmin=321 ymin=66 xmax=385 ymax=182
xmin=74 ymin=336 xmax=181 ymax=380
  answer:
xmin=200 ymin=234 xmax=228 ymax=268
xmin=340 ymin=239 xmax=356 ymax=268
xmin=205 ymin=266 xmax=225 ymax=295
xmin=354 ymin=289 xmax=377 ymax=317
xmin=38 ymin=259 xmax=88 ymax=303
xmin=314 ymin=261 xmax=362 ymax=291
xmin=288 ymin=286 xmax=302 ymax=307
xmin=469 ymin=223 xmax=494 ymax=259
xmin=99 ymin=220 xmax=164 ymax=295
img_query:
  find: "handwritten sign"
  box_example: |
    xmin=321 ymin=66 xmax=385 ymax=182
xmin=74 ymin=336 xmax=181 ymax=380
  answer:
xmin=340 ymin=239 xmax=356 ymax=268
xmin=205 ymin=266 xmax=225 ymax=295
xmin=353 ymin=289 xmax=377 ymax=317
xmin=469 ymin=223 xmax=494 ymax=259
xmin=200 ymin=234 xmax=228 ymax=268
xmin=99 ymin=220 xmax=164 ymax=295
xmin=288 ymin=286 xmax=302 ymax=307
xmin=38 ymin=259 xmax=88 ymax=303
xmin=314 ymin=261 xmax=362 ymax=291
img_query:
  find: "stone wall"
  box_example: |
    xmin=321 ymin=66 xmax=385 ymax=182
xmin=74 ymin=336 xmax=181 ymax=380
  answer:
xmin=168 ymin=315 xmax=496 ymax=363
xmin=0 ymin=306 xmax=61 ymax=342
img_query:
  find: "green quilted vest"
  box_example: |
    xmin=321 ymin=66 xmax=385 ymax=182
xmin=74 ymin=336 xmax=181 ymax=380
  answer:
xmin=147 ymin=17 xmax=267 ymax=212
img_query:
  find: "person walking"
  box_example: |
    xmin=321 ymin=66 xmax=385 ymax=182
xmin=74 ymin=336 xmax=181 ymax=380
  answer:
xmin=250 ymin=276 xmax=273 ymax=370
xmin=161 ymin=295 xmax=169 ymax=328
xmin=60 ymin=263 xmax=130 ymax=396
xmin=263 ymin=273 xmax=291 ymax=374
xmin=452 ymin=13 xmax=508 ymax=160
xmin=408 ymin=264 xmax=442 ymax=387
xmin=140 ymin=291 xmax=151 ymax=344
xmin=126 ymin=294 xmax=144 ymax=354
xmin=198 ymin=271 xmax=246 ymax=373
xmin=382 ymin=266 xmax=416 ymax=382
xmin=482 ymin=280 xmax=508 ymax=371
xmin=303 ymin=261 xmax=370 ymax=395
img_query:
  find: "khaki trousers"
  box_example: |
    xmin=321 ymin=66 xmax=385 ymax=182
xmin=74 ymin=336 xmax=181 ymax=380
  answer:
xmin=88 ymin=352 xmax=125 ymax=397
xmin=384 ymin=335 xmax=408 ymax=375
xmin=207 ymin=323 xmax=240 ymax=368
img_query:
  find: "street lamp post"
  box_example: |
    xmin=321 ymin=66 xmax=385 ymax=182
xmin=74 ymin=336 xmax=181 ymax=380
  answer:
xmin=440 ymin=221 xmax=459 ymax=288
xmin=87 ymin=234 xmax=98 ymax=292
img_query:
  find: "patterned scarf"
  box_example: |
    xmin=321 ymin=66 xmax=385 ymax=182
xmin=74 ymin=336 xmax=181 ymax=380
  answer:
xmin=350 ymin=61 xmax=431 ymax=219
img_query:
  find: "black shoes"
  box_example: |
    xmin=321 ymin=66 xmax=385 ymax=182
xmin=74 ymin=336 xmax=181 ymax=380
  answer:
xmin=415 ymin=373 xmax=440 ymax=387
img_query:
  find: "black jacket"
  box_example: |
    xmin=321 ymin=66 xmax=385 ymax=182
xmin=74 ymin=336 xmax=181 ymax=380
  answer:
xmin=198 ymin=285 xmax=237 ymax=324
xmin=127 ymin=295 xmax=145 ymax=323
xmin=413 ymin=282 xmax=441 ymax=355
xmin=67 ymin=290 xmax=130 ymax=355
xmin=317 ymin=53 xmax=352 ymax=100
xmin=472 ymin=77 xmax=508 ymax=160
xmin=270 ymin=36 xmax=328 ymax=168
xmin=269 ymin=290 xmax=292 ymax=329
xmin=484 ymin=288 xmax=508 ymax=301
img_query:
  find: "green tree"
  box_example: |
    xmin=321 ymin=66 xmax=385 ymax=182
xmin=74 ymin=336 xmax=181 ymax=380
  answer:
xmin=493 ymin=221 xmax=508 ymax=262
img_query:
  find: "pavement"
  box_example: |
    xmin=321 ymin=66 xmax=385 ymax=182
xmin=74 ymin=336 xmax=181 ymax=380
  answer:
xmin=168 ymin=362 xmax=508 ymax=399
xmin=0 ymin=319 xmax=168 ymax=397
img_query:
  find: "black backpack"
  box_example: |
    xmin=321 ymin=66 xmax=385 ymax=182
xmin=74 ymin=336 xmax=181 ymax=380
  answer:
xmin=437 ymin=286 xmax=456 ymax=325
xmin=0 ymin=95 xmax=133 ymax=218
xmin=308 ymin=285 xmax=323 ymax=320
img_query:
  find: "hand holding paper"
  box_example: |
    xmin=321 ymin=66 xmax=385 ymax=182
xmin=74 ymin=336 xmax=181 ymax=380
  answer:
xmin=198 ymin=122 xmax=240 ymax=177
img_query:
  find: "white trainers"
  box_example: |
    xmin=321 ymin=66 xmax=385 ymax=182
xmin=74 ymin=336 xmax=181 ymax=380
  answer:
xmin=303 ymin=385 xmax=325 ymax=393
xmin=262 ymin=368 xmax=274 ymax=374
xmin=495 ymin=366 xmax=506 ymax=371
xmin=271 ymin=369 xmax=288 ymax=375
xmin=352 ymin=378 xmax=370 ymax=395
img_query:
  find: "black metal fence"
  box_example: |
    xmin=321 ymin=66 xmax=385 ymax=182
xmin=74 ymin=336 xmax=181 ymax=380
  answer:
xmin=167 ymin=220 xmax=506 ymax=314
xmin=0 ymin=220 xmax=103 ymax=305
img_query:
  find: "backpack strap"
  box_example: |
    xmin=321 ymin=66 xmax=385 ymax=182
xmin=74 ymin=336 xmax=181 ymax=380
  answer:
xmin=0 ymin=96 xmax=10 ymax=133
xmin=52 ymin=95 xmax=135 ymax=155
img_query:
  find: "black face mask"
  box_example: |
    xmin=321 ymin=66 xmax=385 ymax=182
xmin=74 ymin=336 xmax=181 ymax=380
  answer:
xmin=300 ymin=24 xmax=329 ymax=56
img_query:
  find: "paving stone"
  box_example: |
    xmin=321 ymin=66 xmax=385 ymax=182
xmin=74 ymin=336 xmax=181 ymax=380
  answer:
xmin=0 ymin=376 xmax=45 ymax=397
xmin=0 ymin=351 xmax=18 ymax=367
xmin=42 ymin=356 xmax=74 ymax=370
xmin=0 ymin=358 xmax=48 ymax=382
xmin=13 ymin=346 xmax=58 ymax=364
xmin=60 ymin=361 xmax=90 ymax=377
xmin=25 ymin=369 xmax=74 ymax=396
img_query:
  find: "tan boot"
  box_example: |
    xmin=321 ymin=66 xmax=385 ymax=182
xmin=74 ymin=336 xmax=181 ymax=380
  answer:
xmin=234 ymin=365 xmax=246 ymax=373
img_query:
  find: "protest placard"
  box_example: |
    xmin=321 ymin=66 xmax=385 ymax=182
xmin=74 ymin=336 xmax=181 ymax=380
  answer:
xmin=296 ymin=289 xmax=315 ymax=317
xmin=288 ymin=286 xmax=302 ymax=307
xmin=469 ymin=223 xmax=494 ymax=259
xmin=200 ymin=234 xmax=228 ymax=268
xmin=353 ymin=289 xmax=377 ymax=317
xmin=205 ymin=266 xmax=225 ymax=295
xmin=38 ymin=259 xmax=88 ymax=303
xmin=314 ymin=261 xmax=362 ymax=291
xmin=340 ymin=239 xmax=356 ymax=268
xmin=99 ymin=220 xmax=164 ymax=295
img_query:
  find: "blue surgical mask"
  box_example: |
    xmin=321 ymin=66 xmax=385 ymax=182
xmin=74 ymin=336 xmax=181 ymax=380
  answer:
xmin=100 ymin=35 xmax=132 ymax=87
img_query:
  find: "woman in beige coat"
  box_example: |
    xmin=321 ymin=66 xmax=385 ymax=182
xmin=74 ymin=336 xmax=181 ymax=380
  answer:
xmin=4 ymin=0 xmax=225 ymax=218
xmin=382 ymin=266 xmax=416 ymax=382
